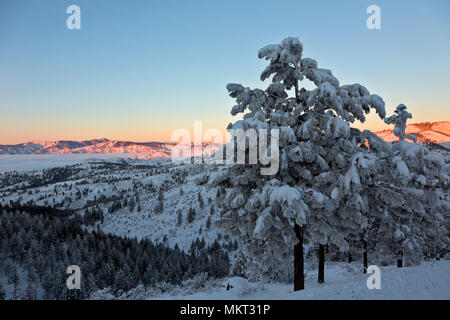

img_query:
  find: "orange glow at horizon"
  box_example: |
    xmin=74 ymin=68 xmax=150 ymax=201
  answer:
xmin=1 ymin=102 xmax=448 ymax=145
xmin=0 ymin=118 xmax=235 ymax=145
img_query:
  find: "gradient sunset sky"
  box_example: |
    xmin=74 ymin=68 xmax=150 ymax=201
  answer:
xmin=0 ymin=0 xmax=449 ymax=144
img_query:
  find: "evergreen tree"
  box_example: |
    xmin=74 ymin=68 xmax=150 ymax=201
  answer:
xmin=206 ymin=216 xmax=211 ymax=230
xmin=384 ymin=104 xmax=417 ymax=142
xmin=155 ymin=189 xmax=164 ymax=214
xmin=10 ymin=268 xmax=20 ymax=288
xmin=177 ymin=210 xmax=183 ymax=226
xmin=158 ymin=189 xmax=165 ymax=201
xmin=231 ymin=249 xmax=247 ymax=278
xmin=208 ymin=37 xmax=389 ymax=290
xmin=128 ymin=197 xmax=136 ymax=212
xmin=25 ymin=282 xmax=37 ymax=300
xmin=12 ymin=286 xmax=22 ymax=300
xmin=359 ymin=110 xmax=449 ymax=268
xmin=187 ymin=208 xmax=196 ymax=223
xmin=198 ymin=191 xmax=204 ymax=209
xmin=0 ymin=283 xmax=6 ymax=300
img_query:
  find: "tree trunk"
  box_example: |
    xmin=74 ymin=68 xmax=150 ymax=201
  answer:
xmin=397 ymin=250 xmax=403 ymax=268
xmin=294 ymin=82 xmax=300 ymax=104
xmin=293 ymin=224 xmax=304 ymax=291
xmin=348 ymin=252 xmax=353 ymax=263
xmin=318 ymin=244 xmax=325 ymax=283
xmin=363 ymin=240 xmax=368 ymax=274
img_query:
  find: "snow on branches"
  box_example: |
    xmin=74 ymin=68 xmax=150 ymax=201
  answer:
xmin=384 ymin=104 xmax=417 ymax=142
xmin=206 ymin=37 xmax=449 ymax=282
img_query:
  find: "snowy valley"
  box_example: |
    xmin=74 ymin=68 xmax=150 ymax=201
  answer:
xmin=1 ymin=36 xmax=449 ymax=301
xmin=0 ymin=145 xmax=448 ymax=299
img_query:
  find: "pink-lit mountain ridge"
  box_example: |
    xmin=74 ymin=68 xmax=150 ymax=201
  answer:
xmin=0 ymin=138 xmax=177 ymax=156
xmin=374 ymin=121 xmax=450 ymax=144
xmin=1 ymin=122 xmax=448 ymax=156
xmin=0 ymin=138 xmax=221 ymax=158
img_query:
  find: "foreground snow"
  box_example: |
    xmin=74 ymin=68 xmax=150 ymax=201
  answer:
xmin=162 ymin=260 xmax=449 ymax=300
xmin=0 ymin=154 xmax=132 ymax=173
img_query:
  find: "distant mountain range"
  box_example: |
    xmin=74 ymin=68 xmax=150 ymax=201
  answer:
xmin=0 ymin=138 xmax=179 ymax=157
xmin=1 ymin=121 xmax=449 ymax=156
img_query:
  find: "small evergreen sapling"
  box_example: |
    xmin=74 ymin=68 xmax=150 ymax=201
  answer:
xmin=384 ymin=104 xmax=417 ymax=142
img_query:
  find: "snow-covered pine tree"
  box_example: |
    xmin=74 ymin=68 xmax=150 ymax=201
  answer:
xmin=231 ymin=249 xmax=248 ymax=278
xmin=208 ymin=37 xmax=386 ymax=290
xmin=177 ymin=210 xmax=183 ymax=226
xmin=0 ymin=282 xmax=6 ymax=300
xmin=187 ymin=207 xmax=196 ymax=224
xmin=384 ymin=104 xmax=417 ymax=142
xmin=206 ymin=216 xmax=211 ymax=230
xmin=24 ymin=282 xmax=37 ymax=300
xmin=347 ymin=107 xmax=449 ymax=269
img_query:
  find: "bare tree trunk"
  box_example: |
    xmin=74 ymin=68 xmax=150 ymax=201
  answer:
xmin=293 ymin=79 xmax=304 ymax=291
xmin=397 ymin=250 xmax=403 ymax=268
xmin=318 ymin=244 xmax=325 ymax=283
xmin=294 ymin=224 xmax=304 ymax=291
xmin=363 ymin=240 xmax=368 ymax=273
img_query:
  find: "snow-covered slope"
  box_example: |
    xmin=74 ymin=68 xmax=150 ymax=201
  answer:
xmin=90 ymin=260 xmax=450 ymax=300
xmin=375 ymin=121 xmax=450 ymax=143
xmin=100 ymin=176 xmax=222 ymax=251
xmin=0 ymin=158 xmax=226 ymax=252
xmin=168 ymin=261 xmax=450 ymax=300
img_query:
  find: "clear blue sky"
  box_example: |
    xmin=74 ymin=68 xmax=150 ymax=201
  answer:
xmin=0 ymin=0 xmax=449 ymax=143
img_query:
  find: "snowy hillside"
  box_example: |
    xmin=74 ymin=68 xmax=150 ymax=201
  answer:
xmin=0 ymin=158 xmax=230 ymax=251
xmin=0 ymin=158 xmax=235 ymax=300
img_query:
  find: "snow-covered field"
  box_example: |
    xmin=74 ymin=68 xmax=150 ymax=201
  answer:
xmin=91 ymin=260 xmax=449 ymax=300
xmin=0 ymin=154 xmax=133 ymax=173
xmin=181 ymin=261 xmax=450 ymax=300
